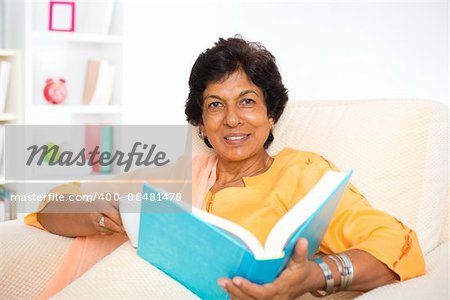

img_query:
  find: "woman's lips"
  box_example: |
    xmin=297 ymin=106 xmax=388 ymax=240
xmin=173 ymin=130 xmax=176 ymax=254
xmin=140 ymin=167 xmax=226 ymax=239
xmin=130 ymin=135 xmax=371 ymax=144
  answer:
xmin=223 ymin=133 xmax=251 ymax=144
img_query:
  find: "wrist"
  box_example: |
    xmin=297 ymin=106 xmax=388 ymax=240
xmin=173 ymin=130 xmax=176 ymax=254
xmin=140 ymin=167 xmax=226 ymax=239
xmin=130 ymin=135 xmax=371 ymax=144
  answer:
xmin=307 ymin=259 xmax=329 ymax=292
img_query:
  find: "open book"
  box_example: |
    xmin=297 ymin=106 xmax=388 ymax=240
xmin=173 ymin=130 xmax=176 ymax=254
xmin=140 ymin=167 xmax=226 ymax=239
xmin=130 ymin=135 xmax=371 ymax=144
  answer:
xmin=137 ymin=170 xmax=352 ymax=300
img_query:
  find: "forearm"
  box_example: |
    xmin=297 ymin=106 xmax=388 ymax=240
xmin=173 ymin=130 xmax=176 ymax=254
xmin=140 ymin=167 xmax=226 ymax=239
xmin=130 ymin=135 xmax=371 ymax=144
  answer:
xmin=37 ymin=193 xmax=124 ymax=237
xmin=37 ymin=199 xmax=97 ymax=237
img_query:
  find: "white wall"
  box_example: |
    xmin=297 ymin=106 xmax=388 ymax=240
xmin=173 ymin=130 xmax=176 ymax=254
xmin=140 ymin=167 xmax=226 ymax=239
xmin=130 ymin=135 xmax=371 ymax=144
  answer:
xmin=123 ymin=0 xmax=448 ymax=125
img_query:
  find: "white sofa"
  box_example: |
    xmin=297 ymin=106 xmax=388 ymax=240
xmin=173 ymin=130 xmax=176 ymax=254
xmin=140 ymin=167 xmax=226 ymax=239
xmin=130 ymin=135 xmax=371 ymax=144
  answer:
xmin=0 ymin=99 xmax=448 ymax=299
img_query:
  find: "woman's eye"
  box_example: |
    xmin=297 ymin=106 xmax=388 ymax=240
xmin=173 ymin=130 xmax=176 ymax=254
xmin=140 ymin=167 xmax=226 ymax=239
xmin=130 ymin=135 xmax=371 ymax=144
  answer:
xmin=241 ymin=98 xmax=256 ymax=105
xmin=207 ymin=101 xmax=223 ymax=109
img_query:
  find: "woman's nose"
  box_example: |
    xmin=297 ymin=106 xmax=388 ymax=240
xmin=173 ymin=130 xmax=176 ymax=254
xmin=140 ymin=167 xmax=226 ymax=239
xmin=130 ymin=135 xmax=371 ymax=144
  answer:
xmin=224 ymin=107 xmax=242 ymax=127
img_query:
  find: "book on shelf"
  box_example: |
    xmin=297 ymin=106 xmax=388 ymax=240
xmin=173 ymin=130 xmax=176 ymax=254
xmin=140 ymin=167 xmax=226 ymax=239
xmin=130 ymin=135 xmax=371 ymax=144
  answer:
xmin=85 ymin=124 xmax=101 ymax=173
xmin=85 ymin=124 xmax=113 ymax=173
xmin=0 ymin=60 xmax=11 ymax=113
xmin=82 ymin=60 xmax=100 ymax=104
xmin=99 ymin=125 xmax=113 ymax=173
xmin=137 ymin=170 xmax=352 ymax=300
xmin=0 ymin=186 xmax=14 ymax=222
xmin=83 ymin=59 xmax=115 ymax=106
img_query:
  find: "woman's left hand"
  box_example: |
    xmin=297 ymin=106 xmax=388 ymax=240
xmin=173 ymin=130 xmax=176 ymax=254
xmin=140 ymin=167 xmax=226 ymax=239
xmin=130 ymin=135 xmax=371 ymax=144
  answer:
xmin=218 ymin=238 xmax=322 ymax=300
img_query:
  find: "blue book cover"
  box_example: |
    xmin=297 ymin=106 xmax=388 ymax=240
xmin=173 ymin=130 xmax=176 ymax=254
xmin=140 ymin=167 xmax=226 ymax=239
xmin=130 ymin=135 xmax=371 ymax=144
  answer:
xmin=137 ymin=170 xmax=352 ymax=300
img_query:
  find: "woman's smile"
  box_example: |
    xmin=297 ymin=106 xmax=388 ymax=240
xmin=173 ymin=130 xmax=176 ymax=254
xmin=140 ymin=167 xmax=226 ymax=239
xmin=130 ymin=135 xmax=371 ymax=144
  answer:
xmin=223 ymin=133 xmax=251 ymax=143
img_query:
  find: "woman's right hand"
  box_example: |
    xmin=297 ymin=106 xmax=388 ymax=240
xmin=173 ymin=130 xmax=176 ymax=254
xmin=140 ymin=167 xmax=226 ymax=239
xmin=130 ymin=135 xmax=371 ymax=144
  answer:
xmin=90 ymin=195 xmax=125 ymax=235
xmin=37 ymin=194 xmax=125 ymax=237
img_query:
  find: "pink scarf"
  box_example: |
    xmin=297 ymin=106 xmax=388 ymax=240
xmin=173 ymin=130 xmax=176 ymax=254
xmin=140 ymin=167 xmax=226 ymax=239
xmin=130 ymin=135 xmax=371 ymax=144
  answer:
xmin=39 ymin=155 xmax=217 ymax=299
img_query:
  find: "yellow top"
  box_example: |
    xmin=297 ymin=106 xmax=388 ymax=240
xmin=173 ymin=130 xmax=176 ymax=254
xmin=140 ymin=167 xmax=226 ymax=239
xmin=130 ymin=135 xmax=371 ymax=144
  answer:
xmin=204 ymin=148 xmax=425 ymax=281
xmin=25 ymin=148 xmax=425 ymax=281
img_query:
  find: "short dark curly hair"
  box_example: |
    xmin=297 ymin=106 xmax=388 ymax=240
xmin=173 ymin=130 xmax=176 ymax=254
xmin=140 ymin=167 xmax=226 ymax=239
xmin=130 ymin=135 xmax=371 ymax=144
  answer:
xmin=185 ymin=36 xmax=289 ymax=148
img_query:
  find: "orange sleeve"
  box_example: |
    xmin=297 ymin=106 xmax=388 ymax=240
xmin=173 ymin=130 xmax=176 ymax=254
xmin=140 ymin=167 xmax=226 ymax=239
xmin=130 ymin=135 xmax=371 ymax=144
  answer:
xmin=317 ymin=157 xmax=426 ymax=281
xmin=24 ymin=182 xmax=82 ymax=231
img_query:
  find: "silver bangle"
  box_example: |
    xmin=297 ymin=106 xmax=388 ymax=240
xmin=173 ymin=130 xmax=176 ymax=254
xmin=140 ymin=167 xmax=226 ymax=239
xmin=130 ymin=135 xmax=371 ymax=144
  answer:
xmin=327 ymin=255 xmax=343 ymax=291
xmin=310 ymin=258 xmax=334 ymax=297
xmin=335 ymin=253 xmax=354 ymax=290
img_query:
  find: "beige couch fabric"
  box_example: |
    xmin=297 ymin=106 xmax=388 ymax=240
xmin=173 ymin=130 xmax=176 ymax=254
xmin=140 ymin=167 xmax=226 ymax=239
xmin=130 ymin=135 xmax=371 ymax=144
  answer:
xmin=0 ymin=220 xmax=72 ymax=300
xmin=53 ymin=242 xmax=199 ymax=300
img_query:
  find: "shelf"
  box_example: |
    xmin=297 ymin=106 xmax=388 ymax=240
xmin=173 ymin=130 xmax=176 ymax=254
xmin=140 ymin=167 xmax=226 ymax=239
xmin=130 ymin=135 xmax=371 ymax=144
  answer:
xmin=0 ymin=49 xmax=18 ymax=57
xmin=26 ymin=173 xmax=118 ymax=182
xmin=31 ymin=31 xmax=123 ymax=44
xmin=31 ymin=105 xmax=122 ymax=114
xmin=0 ymin=113 xmax=16 ymax=122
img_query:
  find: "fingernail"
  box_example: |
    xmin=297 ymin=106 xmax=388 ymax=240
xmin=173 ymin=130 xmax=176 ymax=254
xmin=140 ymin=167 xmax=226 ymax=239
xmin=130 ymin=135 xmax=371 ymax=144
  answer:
xmin=218 ymin=281 xmax=227 ymax=290
xmin=232 ymin=277 xmax=241 ymax=286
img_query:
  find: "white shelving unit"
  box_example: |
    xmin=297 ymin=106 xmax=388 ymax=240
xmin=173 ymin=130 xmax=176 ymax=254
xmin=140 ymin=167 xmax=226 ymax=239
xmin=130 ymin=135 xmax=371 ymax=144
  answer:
xmin=23 ymin=0 xmax=124 ymax=125
xmin=30 ymin=31 xmax=124 ymax=44
xmin=31 ymin=104 xmax=123 ymax=115
xmin=2 ymin=0 xmax=125 ymax=218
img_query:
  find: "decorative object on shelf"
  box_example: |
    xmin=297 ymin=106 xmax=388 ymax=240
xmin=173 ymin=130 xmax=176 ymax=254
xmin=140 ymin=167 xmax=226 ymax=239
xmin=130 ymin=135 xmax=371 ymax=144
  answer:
xmin=48 ymin=1 xmax=75 ymax=32
xmin=43 ymin=142 xmax=61 ymax=162
xmin=43 ymin=78 xmax=67 ymax=104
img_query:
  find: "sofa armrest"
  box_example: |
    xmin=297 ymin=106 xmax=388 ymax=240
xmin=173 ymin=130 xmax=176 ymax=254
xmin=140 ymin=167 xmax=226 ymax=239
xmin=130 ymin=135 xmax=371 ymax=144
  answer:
xmin=0 ymin=219 xmax=72 ymax=300
xmin=357 ymin=241 xmax=449 ymax=299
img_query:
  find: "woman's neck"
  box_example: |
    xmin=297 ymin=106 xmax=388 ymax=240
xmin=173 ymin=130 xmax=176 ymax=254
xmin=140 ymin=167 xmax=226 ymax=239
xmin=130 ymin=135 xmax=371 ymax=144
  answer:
xmin=212 ymin=151 xmax=273 ymax=192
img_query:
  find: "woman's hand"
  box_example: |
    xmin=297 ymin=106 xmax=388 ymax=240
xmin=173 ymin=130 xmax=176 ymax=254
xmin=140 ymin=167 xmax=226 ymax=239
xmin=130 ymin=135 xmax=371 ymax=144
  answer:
xmin=38 ymin=193 xmax=125 ymax=237
xmin=90 ymin=196 xmax=125 ymax=235
xmin=217 ymin=239 xmax=323 ymax=300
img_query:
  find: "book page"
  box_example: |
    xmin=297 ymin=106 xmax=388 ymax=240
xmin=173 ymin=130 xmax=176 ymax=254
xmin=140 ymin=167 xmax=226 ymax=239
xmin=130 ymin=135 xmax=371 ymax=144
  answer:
xmin=192 ymin=207 xmax=266 ymax=256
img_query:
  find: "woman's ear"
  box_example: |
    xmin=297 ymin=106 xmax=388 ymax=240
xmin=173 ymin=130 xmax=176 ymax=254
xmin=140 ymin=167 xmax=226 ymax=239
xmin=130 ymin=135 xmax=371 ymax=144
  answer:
xmin=269 ymin=117 xmax=274 ymax=129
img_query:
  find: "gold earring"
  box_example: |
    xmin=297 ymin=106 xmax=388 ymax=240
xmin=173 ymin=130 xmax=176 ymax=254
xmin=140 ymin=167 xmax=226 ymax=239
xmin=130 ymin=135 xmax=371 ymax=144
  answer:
xmin=198 ymin=130 xmax=205 ymax=139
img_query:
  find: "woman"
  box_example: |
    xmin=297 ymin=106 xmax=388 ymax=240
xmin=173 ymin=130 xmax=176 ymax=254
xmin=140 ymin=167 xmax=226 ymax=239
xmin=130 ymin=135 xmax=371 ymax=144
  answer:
xmin=27 ymin=36 xmax=425 ymax=299
xmin=184 ymin=36 xmax=425 ymax=298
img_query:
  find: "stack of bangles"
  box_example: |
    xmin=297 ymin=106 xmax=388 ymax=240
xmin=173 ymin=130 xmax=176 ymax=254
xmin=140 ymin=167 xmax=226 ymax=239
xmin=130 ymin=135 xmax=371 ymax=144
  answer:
xmin=310 ymin=253 xmax=354 ymax=297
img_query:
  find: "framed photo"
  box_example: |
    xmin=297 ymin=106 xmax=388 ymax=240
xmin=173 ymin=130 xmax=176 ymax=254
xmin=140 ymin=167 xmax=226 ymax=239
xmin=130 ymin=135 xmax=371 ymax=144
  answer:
xmin=48 ymin=1 xmax=75 ymax=32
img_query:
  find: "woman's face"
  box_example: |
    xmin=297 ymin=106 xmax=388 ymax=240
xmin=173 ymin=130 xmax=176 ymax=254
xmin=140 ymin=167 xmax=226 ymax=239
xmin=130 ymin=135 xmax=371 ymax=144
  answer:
xmin=201 ymin=69 xmax=273 ymax=163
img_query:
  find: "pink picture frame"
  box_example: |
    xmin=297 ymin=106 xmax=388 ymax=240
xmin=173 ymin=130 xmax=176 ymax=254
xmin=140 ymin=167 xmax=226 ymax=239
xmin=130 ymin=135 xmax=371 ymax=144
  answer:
xmin=48 ymin=1 xmax=75 ymax=32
